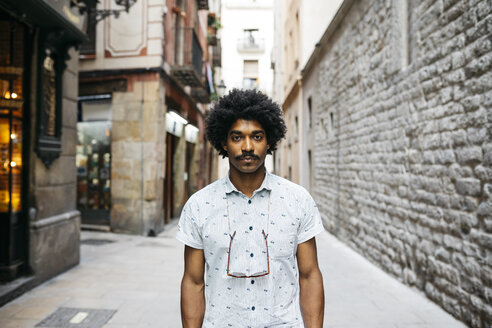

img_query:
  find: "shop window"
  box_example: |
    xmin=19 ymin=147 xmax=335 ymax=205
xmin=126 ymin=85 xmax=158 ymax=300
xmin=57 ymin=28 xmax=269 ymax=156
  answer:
xmin=0 ymin=18 xmax=26 ymax=281
xmin=76 ymin=96 xmax=112 ymax=225
xmin=0 ymin=20 xmax=24 ymax=217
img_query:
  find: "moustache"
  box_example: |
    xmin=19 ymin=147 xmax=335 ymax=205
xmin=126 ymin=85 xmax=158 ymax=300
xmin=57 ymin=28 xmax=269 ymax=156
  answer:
xmin=235 ymin=153 xmax=260 ymax=160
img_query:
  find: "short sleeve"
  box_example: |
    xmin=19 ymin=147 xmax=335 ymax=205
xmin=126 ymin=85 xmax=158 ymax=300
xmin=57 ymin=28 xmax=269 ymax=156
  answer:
xmin=297 ymin=191 xmax=324 ymax=244
xmin=176 ymin=197 xmax=203 ymax=249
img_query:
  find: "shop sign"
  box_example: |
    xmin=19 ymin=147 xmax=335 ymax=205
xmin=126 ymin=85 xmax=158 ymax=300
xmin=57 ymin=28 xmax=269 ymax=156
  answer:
xmin=185 ymin=124 xmax=199 ymax=144
xmin=36 ymin=31 xmax=69 ymax=168
xmin=166 ymin=111 xmax=187 ymax=138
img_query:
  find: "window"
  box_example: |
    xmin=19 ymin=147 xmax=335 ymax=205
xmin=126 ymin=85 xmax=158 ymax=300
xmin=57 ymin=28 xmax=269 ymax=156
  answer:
xmin=295 ymin=115 xmax=298 ymax=138
xmin=243 ymin=60 xmax=259 ymax=89
xmin=307 ymin=97 xmax=312 ymax=129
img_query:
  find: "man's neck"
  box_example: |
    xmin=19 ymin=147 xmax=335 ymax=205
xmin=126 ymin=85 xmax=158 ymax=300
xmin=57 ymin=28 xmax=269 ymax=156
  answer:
xmin=229 ymin=166 xmax=266 ymax=198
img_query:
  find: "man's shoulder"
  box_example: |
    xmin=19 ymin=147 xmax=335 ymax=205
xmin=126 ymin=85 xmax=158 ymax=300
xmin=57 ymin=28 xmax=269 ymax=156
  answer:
xmin=187 ymin=177 xmax=227 ymax=203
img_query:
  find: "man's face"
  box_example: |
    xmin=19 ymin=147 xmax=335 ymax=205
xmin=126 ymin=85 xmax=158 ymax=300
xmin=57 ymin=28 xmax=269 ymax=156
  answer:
xmin=223 ymin=119 xmax=269 ymax=174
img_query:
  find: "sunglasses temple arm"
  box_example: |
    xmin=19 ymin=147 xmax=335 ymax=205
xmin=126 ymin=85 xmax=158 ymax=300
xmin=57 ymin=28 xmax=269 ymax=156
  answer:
xmin=226 ymin=232 xmax=235 ymax=274
xmin=263 ymin=230 xmax=270 ymax=274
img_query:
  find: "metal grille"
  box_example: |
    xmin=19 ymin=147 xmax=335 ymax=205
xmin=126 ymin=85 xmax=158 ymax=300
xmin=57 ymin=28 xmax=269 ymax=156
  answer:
xmin=36 ymin=307 xmax=116 ymax=328
xmin=80 ymin=239 xmax=114 ymax=246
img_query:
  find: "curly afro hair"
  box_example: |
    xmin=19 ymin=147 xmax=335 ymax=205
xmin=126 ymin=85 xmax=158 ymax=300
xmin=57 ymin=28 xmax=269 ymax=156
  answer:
xmin=206 ymin=89 xmax=287 ymax=158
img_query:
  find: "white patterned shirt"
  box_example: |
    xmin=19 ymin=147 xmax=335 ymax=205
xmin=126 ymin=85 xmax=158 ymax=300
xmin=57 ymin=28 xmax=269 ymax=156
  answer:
xmin=176 ymin=170 xmax=324 ymax=327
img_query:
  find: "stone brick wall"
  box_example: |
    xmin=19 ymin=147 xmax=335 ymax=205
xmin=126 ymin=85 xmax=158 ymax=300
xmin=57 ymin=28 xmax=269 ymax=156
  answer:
xmin=111 ymin=73 xmax=166 ymax=235
xmin=30 ymin=46 xmax=81 ymax=283
xmin=306 ymin=0 xmax=491 ymax=326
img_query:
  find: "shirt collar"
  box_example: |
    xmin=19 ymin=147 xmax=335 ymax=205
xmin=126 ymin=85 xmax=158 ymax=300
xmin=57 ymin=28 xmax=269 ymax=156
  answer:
xmin=224 ymin=169 xmax=273 ymax=195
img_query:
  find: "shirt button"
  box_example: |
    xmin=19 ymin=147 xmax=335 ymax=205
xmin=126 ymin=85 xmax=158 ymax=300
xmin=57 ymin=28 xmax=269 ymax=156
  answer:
xmin=249 ymin=226 xmax=253 ymax=231
xmin=250 ymin=253 xmax=254 ymax=257
xmin=251 ymin=280 xmax=255 ymax=284
xmin=251 ymin=306 xmax=255 ymax=311
xmin=248 ymin=199 xmax=252 ymax=204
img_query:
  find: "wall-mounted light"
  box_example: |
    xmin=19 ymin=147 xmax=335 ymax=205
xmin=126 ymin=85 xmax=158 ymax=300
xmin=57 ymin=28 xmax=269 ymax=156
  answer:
xmin=71 ymin=0 xmax=138 ymax=23
xmin=217 ymin=80 xmax=226 ymax=97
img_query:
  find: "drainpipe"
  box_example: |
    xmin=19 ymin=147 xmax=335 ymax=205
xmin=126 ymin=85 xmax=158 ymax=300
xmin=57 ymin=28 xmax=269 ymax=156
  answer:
xmin=140 ymin=74 xmax=145 ymax=235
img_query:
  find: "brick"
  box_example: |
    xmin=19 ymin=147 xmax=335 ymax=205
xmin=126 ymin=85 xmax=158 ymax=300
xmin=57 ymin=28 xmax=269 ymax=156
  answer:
xmin=477 ymin=201 xmax=492 ymax=219
xmin=436 ymin=149 xmax=456 ymax=164
xmin=483 ymin=143 xmax=492 ymax=166
xmin=443 ymin=234 xmax=463 ymax=251
xmin=474 ymin=165 xmax=492 ymax=181
xmin=456 ymin=178 xmax=482 ymax=196
xmin=455 ymin=146 xmax=483 ymax=164
xmin=470 ymin=230 xmax=492 ymax=249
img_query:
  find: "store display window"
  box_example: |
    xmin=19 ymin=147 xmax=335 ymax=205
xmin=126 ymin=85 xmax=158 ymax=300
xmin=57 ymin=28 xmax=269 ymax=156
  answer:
xmin=76 ymin=98 xmax=112 ymax=225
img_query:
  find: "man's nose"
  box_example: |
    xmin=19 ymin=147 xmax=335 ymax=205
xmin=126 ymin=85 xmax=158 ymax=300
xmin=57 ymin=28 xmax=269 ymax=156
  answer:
xmin=242 ymin=137 xmax=253 ymax=152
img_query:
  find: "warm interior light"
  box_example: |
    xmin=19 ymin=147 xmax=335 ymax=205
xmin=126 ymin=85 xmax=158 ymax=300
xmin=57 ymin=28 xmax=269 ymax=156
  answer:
xmin=11 ymin=92 xmax=17 ymax=99
xmin=10 ymin=161 xmax=16 ymax=167
xmin=4 ymin=91 xmax=10 ymax=99
xmin=10 ymin=134 xmax=16 ymax=140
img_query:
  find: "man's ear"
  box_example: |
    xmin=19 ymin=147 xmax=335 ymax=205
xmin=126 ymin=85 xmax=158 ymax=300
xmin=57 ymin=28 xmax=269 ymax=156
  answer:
xmin=222 ymin=142 xmax=227 ymax=151
xmin=267 ymin=144 xmax=270 ymax=149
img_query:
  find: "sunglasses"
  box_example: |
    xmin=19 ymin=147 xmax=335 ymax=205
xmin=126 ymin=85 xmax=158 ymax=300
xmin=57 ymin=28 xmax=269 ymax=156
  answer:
xmin=226 ymin=229 xmax=270 ymax=278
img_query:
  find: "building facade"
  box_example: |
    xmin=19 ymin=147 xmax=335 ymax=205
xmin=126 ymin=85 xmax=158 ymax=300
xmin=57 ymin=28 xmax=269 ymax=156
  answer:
xmin=217 ymin=0 xmax=275 ymax=177
xmin=302 ymin=0 xmax=491 ymax=326
xmin=0 ymin=0 xmax=86 ymax=305
xmin=78 ymin=0 xmax=217 ymax=235
xmin=272 ymin=0 xmax=342 ymax=188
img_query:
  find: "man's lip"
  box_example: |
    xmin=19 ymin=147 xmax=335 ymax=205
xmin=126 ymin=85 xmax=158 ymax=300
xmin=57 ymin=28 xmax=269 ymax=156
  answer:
xmin=241 ymin=156 xmax=257 ymax=161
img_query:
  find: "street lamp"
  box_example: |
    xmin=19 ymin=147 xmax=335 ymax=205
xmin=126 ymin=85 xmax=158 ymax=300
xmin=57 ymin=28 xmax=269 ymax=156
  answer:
xmin=217 ymin=80 xmax=226 ymax=97
xmin=71 ymin=0 xmax=138 ymax=23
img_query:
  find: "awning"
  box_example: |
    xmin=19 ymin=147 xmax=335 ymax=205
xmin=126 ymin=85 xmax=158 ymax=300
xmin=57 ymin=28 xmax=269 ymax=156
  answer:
xmin=1 ymin=0 xmax=88 ymax=43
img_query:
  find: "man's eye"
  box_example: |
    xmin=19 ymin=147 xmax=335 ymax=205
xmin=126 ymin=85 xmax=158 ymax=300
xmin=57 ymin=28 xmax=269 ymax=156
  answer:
xmin=254 ymin=135 xmax=263 ymax=140
xmin=232 ymin=136 xmax=241 ymax=141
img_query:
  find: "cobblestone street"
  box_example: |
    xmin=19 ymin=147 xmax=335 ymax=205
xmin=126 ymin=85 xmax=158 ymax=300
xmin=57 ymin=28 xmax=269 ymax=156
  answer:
xmin=0 ymin=222 xmax=466 ymax=328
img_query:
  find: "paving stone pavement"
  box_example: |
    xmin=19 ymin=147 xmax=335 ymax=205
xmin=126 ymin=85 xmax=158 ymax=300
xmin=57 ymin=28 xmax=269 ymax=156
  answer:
xmin=0 ymin=221 xmax=466 ymax=328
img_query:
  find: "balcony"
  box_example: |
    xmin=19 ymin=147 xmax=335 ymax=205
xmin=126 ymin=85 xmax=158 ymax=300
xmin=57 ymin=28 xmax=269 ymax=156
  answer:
xmin=171 ymin=27 xmax=204 ymax=87
xmin=197 ymin=0 xmax=209 ymax=10
xmin=191 ymin=87 xmax=210 ymax=103
xmin=237 ymin=37 xmax=265 ymax=53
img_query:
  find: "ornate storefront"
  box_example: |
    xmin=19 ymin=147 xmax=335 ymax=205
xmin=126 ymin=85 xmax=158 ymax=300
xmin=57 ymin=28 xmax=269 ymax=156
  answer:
xmin=0 ymin=18 xmax=27 ymax=282
xmin=0 ymin=0 xmax=86 ymax=305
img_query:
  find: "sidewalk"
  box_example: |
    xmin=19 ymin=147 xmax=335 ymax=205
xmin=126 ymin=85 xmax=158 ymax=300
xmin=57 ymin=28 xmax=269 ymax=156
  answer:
xmin=0 ymin=221 xmax=466 ymax=328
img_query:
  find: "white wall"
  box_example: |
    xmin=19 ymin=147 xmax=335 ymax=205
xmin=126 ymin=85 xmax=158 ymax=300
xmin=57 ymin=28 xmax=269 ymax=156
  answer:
xmin=300 ymin=0 xmax=343 ymax=68
xmin=220 ymin=0 xmax=274 ymax=95
xmin=217 ymin=0 xmax=275 ymax=178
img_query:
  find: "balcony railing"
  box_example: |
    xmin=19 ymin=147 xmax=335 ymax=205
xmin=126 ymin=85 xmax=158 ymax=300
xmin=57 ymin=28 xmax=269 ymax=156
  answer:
xmin=237 ymin=37 xmax=265 ymax=52
xmin=171 ymin=27 xmax=203 ymax=87
xmin=191 ymin=87 xmax=210 ymax=103
xmin=197 ymin=0 xmax=209 ymax=10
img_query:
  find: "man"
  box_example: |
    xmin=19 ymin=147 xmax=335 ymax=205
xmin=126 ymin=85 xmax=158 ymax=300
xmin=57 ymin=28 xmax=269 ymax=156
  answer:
xmin=177 ymin=89 xmax=324 ymax=327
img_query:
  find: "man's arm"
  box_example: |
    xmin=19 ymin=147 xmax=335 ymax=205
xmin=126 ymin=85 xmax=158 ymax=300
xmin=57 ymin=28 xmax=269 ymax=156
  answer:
xmin=297 ymin=237 xmax=324 ymax=328
xmin=181 ymin=245 xmax=206 ymax=328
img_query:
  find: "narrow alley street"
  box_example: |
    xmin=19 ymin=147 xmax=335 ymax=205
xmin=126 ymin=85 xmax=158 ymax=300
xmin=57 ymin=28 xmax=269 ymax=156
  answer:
xmin=0 ymin=223 xmax=466 ymax=328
